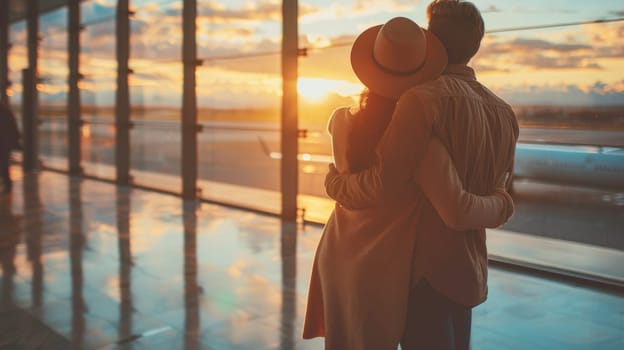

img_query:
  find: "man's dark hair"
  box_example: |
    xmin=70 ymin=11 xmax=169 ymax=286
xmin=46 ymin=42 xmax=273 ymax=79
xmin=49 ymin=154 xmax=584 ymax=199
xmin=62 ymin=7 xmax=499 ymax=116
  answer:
xmin=427 ymin=0 xmax=484 ymax=64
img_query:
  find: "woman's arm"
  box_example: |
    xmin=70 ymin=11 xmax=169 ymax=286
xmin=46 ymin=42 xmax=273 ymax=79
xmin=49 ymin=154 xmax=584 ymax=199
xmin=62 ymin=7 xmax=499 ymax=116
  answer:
xmin=417 ymin=137 xmax=514 ymax=230
xmin=325 ymin=92 xmax=434 ymax=209
xmin=327 ymin=107 xmax=353 ymax=175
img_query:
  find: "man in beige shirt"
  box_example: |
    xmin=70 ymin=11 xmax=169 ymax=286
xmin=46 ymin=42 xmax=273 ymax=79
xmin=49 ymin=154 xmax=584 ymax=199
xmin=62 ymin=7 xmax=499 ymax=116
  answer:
xmin=324 ymin=1 xmax=519 ymax=349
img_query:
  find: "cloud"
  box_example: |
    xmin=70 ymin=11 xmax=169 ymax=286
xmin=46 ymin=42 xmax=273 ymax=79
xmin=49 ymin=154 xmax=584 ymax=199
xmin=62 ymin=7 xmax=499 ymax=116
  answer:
xmin=610 ymin=10 xmax=624 ymax=16
xmin=77 ymin=0 xmax=287 ymax=61
xmin=516 ymin=55 xmax=602 ymax=70
xmin=199 ymin=24 xmax=257 ymax=44
xmin=30 ymin=0 xmax=427 ymax=74
xmin=132 ymin=70 xmax=177 ymax=84
xmin=130 ymin=16 xmax=184 ymax=60
xmin=82 ymin=2 xmax=116 ymax=24
xmin=353 ymin=0 xmax=417 ymax=12
xmin=197 ymin=32 xmax=281 ymax=63
xmin=81 ymin=24 xmax=116 ymax=58
xmin=564 ymin=22 xmax=624 ymax=59
xmin=594 ymin=44 xmax=624 ymax=58
xmin=505 ymin=38 xmax=592 ymax=52
xmin=482 ymin=5 xmax=501 ymax=13
xmin=39 ymin=7 xmax=69 ymax=30
xmin=509 ymin=6 xmax=576 ymax=14
xmin=301 ymin=0 xmax=420 ymax=22
xmin=20 ymin=0 xmax=624 ymax=110
xmin=197 ymin=0 xmax=318 ymax=22
xmin=477 ymin=37 xmax=592 ymax=58
xmin=328 ymin=34 xmax=358 ymax=46
xmin=472 ymin=63 xmax=510 ymax=73
xmin=583 ymin=22 xmax=624 ymax=46
xmin=496 ymin=81 xmax=624 ymax=106
xmin=475 ymin=35 xmax=605 ymax=71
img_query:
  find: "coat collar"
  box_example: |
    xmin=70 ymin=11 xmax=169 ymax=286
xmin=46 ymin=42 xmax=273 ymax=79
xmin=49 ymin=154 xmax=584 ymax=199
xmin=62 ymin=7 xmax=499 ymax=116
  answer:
xmin=443 ymin=64 xmax=477 ymax=81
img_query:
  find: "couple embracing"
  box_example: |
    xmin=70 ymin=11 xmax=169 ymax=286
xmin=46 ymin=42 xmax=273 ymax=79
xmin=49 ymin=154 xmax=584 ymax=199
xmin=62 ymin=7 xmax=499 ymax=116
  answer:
xmin=303 ymin=1 xmax=519 ymax=349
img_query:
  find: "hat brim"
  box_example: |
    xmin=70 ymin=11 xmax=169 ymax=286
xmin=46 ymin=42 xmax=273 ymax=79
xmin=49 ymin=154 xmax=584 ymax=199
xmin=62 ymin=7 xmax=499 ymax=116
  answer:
xmin=351 ymin=24 xmax=448 ymax=98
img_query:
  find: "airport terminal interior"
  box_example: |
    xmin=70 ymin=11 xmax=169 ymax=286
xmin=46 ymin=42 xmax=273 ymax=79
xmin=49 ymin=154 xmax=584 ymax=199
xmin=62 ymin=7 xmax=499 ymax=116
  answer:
xmin=1 ymin=0 xmax=623 ymax=349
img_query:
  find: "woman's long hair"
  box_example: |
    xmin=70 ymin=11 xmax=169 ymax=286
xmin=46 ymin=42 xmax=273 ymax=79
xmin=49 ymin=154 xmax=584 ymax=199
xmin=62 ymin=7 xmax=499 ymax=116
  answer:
xmin=347 ymin=89 xmax=397 ymax=172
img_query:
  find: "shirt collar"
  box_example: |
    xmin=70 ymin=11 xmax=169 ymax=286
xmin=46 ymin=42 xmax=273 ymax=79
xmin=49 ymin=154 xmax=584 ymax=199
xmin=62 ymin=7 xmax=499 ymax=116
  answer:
xmin=443 ymin=64 xmax=477 ymax=81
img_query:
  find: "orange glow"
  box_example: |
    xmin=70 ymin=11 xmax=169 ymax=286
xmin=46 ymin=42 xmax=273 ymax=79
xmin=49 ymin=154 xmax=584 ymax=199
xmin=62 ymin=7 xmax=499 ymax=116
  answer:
xmin=82 ymin=124 xmax=91 ymax=138
xmin=297 ymin=77 xmax=361 ymax=102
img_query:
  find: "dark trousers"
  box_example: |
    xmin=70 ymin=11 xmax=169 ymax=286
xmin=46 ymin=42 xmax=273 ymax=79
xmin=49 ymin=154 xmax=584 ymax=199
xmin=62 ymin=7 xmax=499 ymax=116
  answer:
xmin=0 ymin=151 xmax=11 ymax=192
xmin=400 ymin=279 xmax=472 ymax=350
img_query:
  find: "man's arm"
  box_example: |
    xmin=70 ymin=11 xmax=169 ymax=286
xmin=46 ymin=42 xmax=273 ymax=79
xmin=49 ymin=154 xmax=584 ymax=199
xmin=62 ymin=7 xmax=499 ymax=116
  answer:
xmin=325 ymin=91 xmax=435 ymax=209
xmin=418 ymin=138 xmax=514 ymax=230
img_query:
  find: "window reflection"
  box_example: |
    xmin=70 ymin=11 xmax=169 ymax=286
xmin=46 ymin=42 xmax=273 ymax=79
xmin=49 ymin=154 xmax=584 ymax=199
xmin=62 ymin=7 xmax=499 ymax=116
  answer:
xmin=116 ymin=187 xmax=133 ymax=341
xmin=69 ymin=177 xmax=85 ymax=345
xmin=183 ymin=201 xmax=199 ymax=350
xmin=80 ymin=14 xmax=117 ymax=179
xmin=128 ymin=0 xmax=183 ymax=192
xmin=280 ymin=221 xmax=297 ymax=350
xmin=39 ymin=8 xmax=69 ymax=171
xmin=4 ymin=1 xmax=622 ymax=301
xmin=0 ymin=195 xmax=21 ymax=309
xmin=23 ymin=173 xmax=43 ymax=308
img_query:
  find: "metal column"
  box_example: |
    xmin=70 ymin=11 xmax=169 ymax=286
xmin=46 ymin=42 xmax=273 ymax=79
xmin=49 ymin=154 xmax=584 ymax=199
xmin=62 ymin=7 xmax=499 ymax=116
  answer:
xmin=68 ymin=0 xmax=82 ymax=175
xmin=280 ymin=221 xmax=297 ymax=348
xmin=183 ymin=201 xmax=199 ymax=348
xmin=0 ymin=0 xmax=8 ymax=104
xmin=116 ymin=187 xmax=133 ymax=339
xmin=182 ymin=0 xmax=198 ymax=199
xmin=281 ymin=0 xmax=299 ymax=221
xmin=23 ymin=0 xmax=39 ymax=172
xmin=115 ymin=0 xmax=131 ymax=185
xmin=68 ymin=178 xmax=85 ymax=344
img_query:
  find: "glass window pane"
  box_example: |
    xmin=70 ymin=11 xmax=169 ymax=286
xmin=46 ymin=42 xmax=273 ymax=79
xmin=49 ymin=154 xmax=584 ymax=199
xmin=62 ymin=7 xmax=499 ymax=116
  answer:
xmin=6 ymin=0 xmax=619 ymax=285
xmin=297 ymin=0 xmax=372 ymax=222
xmin=196 ymin=1 xmax=281 ymax=212
xmin=8 ymin=21 xmax=27 ymax=128
xmin=129 ymin=0 xmax=183 ymax=193
xmin=476 ymin=20 xmax=624 ymax=254
xmin=39 ymin=8 xmax=69 ymax=171
xmin=81 ymin=2 xmax=117 ymax=180
xmin=296 ymin=1 xmax=624 ymax=276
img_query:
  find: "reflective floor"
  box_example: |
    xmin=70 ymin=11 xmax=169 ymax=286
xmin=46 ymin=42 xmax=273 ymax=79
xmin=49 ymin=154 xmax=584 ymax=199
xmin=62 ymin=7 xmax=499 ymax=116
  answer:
xmin=0 ymin=170 xmax=623 ymax=349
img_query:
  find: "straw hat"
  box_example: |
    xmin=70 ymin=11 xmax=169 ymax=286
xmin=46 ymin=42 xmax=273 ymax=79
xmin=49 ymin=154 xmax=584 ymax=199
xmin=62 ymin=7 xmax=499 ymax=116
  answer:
xmin=351 ymin=17 xmax=448 ymax=98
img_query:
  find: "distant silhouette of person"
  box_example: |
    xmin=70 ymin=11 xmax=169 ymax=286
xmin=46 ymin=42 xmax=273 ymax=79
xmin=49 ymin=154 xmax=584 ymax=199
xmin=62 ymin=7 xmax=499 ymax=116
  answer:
xmin=0 ymin=195 xmax=22 ymax=308
xmin=320 ymin=2 xmax=519 ymax=349
xmin=0 ymin=101 xmax=21 ymax=194
xmin=303 ymin=15 xmax=514 ymax=350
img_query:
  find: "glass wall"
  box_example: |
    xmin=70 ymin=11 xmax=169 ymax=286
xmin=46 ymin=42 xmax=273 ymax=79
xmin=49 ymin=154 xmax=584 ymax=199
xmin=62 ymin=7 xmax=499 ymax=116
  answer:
xmin=7 ymin=1 xmax=623 ymax=274
xmin=297 ymin=0 xmax=369 ymax=220
xmin=129 ymin=0 xmax=183 ymax=193
xmin=473 ymin=17 xmax=624 ymax=252
xmin=295 ymin=0 xmax=624 ymax=260
xmin=8 ymin=20 xmax=27 ymax=134
xmin=196 ymin=0 xmax=282 ymax=212
xmin=80 ymin=1 xmax=117 ymax=179
xmin=39 ymin=8 xmax=69 ymax=171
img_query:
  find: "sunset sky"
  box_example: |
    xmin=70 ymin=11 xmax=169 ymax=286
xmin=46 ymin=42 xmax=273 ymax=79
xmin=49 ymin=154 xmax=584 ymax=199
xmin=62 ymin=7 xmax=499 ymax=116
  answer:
xmin=7 ymin=0 xmax=624 ymax=112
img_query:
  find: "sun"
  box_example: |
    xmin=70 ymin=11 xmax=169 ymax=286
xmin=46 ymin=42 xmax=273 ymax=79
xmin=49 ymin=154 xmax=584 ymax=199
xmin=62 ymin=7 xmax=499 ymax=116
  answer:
xmin=297 ymin=77 xmax=362 ymax=102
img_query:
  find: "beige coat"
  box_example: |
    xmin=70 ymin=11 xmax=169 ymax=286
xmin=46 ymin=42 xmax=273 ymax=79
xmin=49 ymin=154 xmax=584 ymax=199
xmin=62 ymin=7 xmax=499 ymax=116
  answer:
xmin=303 ymin=102 xmax=514 ymax=349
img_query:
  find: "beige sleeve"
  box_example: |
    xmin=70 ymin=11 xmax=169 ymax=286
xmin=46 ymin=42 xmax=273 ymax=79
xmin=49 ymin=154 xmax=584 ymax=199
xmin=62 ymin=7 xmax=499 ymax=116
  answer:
xmin=417 ymin=138 xmax=514 ymax=230
xmin=325 ymin=92 xmax=434 ymax=209
xmin=327 ymin=107 xmax=352 ymax=174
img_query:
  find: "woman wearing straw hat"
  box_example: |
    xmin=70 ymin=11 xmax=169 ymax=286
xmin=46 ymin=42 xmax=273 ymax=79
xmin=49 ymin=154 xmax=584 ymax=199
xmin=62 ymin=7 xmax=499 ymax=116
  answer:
xmin=303 ymin=17 xmax=513 ymax=349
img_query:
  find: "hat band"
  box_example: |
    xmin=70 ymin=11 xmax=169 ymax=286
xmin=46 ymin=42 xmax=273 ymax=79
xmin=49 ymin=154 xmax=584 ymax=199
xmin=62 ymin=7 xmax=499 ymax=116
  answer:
xmin=372 ymin=52 xmax=425 ymax=76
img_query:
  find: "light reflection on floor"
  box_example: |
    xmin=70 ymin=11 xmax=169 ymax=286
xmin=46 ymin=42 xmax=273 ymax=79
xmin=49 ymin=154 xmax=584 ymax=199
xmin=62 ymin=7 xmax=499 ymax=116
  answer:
xmin=0 ymin=170 xmax=622 ymax=349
